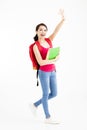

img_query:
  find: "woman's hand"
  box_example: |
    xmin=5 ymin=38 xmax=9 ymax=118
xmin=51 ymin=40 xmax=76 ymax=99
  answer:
xmin=58 ymin=9 xmax=65 ymax=21
xmin=54 ymin=55 xmax=60 ymax=62
xmin=58 ymin=9 xmax=64 ymax=17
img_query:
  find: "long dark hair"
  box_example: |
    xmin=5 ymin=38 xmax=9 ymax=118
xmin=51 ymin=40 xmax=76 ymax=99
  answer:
xmin=33 ymin=23 xmax=48 ymax=41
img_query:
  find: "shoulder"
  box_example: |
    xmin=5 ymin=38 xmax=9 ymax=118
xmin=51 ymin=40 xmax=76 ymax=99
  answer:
xmin=33 ymin=41 xmax=41 ymax=49
xmin=33 ymin=44 xmax=37 ymax=50
xmin=33 ymin=43 xmax=39 ymax=52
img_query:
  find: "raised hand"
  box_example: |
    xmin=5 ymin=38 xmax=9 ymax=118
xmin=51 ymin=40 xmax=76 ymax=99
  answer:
xmin=58 ymin=9 xmax=65 ymax=20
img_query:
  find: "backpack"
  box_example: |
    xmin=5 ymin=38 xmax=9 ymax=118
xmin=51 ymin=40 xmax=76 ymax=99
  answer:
xmin=29 ymin=41 xmax=40 ymax=70
xmin=29 ymin=38 xmax=52 ymax=86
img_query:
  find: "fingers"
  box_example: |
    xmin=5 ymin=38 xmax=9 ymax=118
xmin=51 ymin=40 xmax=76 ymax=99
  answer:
xmin=59 ymin=9 xmax=64 ymax=13
xmin=55 ymin=55 xmax=60 ymax=61
xmin=58 ymin=9 xmax=64 ymax=17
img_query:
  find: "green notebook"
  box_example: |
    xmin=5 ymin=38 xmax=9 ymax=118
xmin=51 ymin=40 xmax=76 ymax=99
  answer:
xmin=46 ymin=47 xmax=60 ymax=60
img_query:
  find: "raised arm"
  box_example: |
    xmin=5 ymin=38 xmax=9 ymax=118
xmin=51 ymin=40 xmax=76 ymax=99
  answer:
xmin=49 ymin=9 xmax=65 ymax=41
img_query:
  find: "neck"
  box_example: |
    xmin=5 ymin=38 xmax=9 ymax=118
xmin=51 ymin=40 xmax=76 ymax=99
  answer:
xmin=38 ymin=38 xmax=45 ymax=43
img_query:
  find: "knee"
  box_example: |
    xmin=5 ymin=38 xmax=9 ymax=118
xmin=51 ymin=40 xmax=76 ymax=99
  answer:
xmin=43 ymin=93 xmax=49 ymax=99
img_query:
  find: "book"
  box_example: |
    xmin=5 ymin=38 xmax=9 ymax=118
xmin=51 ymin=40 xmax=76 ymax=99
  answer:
xmin=46 ymin=47 xmax=60 ymax=60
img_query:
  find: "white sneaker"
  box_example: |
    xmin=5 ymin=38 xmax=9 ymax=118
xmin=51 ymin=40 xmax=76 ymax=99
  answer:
xmin=44 ymin=117 xmax=60 ymax=124
xmin=29 ymin=103 xmax=37 ymax=116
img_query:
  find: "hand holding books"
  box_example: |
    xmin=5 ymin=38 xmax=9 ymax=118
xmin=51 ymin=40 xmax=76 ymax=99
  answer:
xmin=46 ymin=47 xmax=60 ymax=61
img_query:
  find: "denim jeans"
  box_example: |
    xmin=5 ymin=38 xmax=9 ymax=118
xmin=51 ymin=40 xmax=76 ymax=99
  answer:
xmin=34 ymin=70 xmax=58 ymax=118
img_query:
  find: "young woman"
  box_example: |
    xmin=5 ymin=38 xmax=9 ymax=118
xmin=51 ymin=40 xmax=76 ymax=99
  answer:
xmin=29 ymin=9 xmax=65 ymax=124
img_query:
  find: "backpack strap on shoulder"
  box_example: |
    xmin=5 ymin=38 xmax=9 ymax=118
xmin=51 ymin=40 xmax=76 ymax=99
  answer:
xmin=35 ymin=41 xmax=42 ymax=50
xmin=45 ymin=38 xmax=53 ymax=47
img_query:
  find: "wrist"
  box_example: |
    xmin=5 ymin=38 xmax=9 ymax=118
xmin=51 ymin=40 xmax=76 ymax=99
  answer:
xmin=61 ymin=18 xmax=65 ymax=24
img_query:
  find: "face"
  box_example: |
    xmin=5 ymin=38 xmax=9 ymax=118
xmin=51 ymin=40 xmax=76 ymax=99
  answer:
xmin=36 ymin=25 xmax=47 ymax=39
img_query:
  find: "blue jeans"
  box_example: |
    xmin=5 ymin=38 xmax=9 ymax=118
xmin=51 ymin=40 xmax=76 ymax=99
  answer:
xmin=34 ymin=70 xmax=58 ymax=118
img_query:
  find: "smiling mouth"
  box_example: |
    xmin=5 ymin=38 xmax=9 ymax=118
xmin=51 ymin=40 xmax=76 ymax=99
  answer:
xmin=41 ymin=34 xmax=45 ymax=36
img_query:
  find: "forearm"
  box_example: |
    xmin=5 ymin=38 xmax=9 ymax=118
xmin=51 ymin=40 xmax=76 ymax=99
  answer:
xmin=54 ymin=18 xmax=65 ymax=34
xmin=49 ymin=18 xmax=65 ymax=41
xmin=39 ymin=58 xmax=57 ymax=66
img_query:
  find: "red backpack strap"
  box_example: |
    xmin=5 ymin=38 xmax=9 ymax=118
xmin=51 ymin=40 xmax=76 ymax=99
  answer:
xmin=35 ymin=38 xmax=52 ymax=48
xmin=45 ymin=38 xmax=53 ymax=47
xmin=35 ymin=41 xmax=42 ymax=51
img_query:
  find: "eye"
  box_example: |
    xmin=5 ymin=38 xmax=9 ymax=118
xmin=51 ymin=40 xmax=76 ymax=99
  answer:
xmin=44 ymin=29 xmax=47 ymax=32
xmin=39 ymin=29 xmax=43 ymax=31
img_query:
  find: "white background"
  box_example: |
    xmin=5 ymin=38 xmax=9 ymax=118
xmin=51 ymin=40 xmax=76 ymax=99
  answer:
xmin=0 ymin=0 xmax=87 ymax=129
